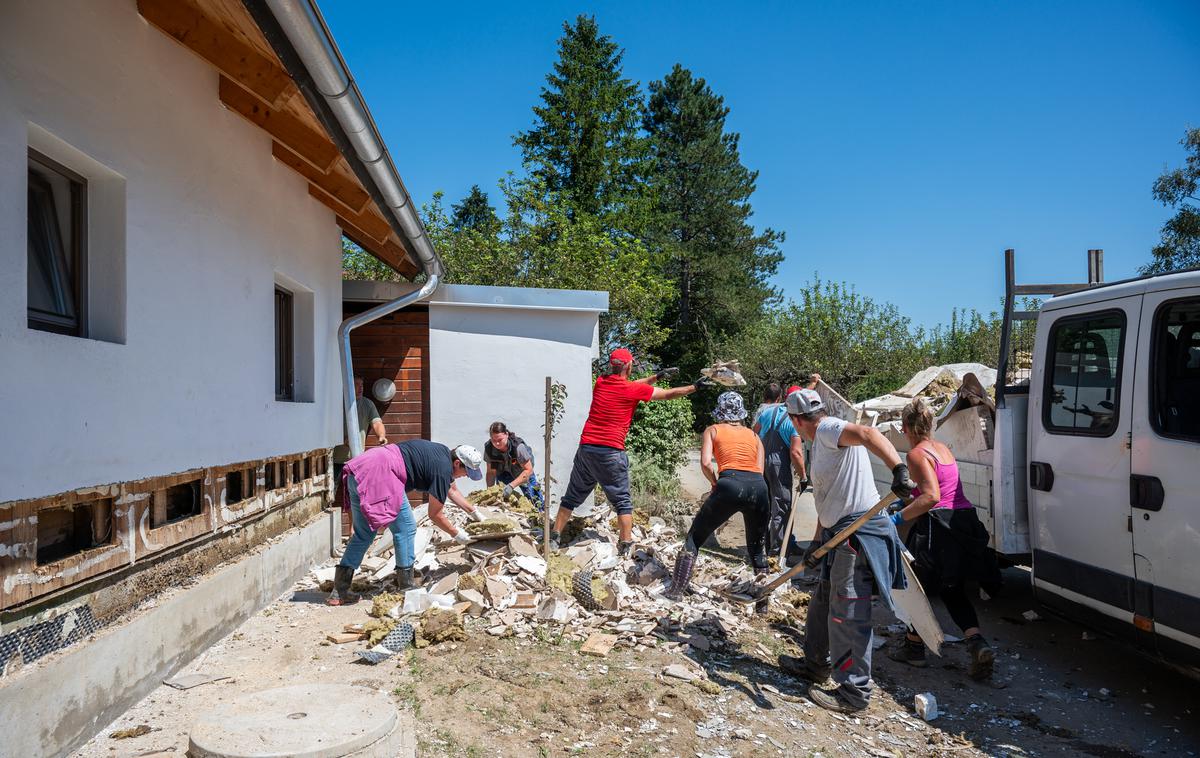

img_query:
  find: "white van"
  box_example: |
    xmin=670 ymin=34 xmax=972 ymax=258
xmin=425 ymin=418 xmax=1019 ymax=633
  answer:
xmin=1025 ymin=264 xmax=1199 ymax=669
xmin=867 ymin=253 xmax=1200 ymax=670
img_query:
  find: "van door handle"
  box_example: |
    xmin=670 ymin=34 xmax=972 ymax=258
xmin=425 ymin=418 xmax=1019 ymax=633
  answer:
xmin=1030 ymin=461 xmax=1054 ymax=492
xmin=1130 ymin=475 xmax=1165 ymax=512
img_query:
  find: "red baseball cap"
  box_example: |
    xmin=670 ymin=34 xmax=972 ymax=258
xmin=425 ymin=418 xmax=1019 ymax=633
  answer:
xmin=609 ymin=348 xmax=634 ymax=365
xmin=785 ymin=385 xmax=802 ymax=397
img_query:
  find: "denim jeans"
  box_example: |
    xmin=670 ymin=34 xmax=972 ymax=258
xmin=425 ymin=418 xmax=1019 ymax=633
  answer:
xmin=339 ymin=473 xmax=417 ymax=571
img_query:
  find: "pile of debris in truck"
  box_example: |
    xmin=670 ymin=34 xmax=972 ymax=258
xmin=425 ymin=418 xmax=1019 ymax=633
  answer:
xmin=300 ymin=489 xmax=773 ymax=683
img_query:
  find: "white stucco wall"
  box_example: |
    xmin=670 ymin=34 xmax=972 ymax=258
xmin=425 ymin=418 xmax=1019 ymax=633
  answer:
xmin=0 ymin=1 xmax=345 ymax=501
xmin=428 ymin=303 xmax=601 ymax=509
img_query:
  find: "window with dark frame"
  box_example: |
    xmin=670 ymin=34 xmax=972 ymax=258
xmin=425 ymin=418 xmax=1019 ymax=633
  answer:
xmin=28 ymin=149 xmax=86 ymax=336
xmin=1042 ymin=310 xmax=1125 ymax=436
xmin=1150 ymin=297 xmax=1200 ymax=443
xmin=275 ymin=286 xmax=294 ymax=400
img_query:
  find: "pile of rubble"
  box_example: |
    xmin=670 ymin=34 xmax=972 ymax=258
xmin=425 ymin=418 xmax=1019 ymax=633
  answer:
xmin=302 ymin=487 xmax=787 ymax=678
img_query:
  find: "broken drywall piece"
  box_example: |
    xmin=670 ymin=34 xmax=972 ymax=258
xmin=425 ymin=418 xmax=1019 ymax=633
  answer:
xmin=513 ymin=555 xmax=547 ymax=577
xmin=430 ymin=572 xmax=460 ymax=596
xmin=536 ymin=597 xmax=571 ymax=623
xmin=508 ymin=534 xmax=540 ymax=557
xmin=401 ymin=588 xmax=431 ymax=615
xmin=580 ymin=632 xmax=618 ymax=657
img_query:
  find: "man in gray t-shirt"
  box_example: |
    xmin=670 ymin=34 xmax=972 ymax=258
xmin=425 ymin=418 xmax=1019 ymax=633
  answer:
xmin=333 ymin=378 xmax=388 ymax=496
xmin=777 ymin=388 xmax=914 ymax=715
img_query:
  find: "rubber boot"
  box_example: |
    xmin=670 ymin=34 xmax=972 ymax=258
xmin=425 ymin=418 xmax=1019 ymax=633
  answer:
xmin=393 ymin=567 xmax=418 ymax=591
xmin=966 ymin=633 xmax=995 ymax=680
xmin=326 ymin=565 xmax=360 ymax=606
xmin=665 ymin=549 xmax=697 ymax=600
xmin=752 ymin=559 xmax=770 ymax=615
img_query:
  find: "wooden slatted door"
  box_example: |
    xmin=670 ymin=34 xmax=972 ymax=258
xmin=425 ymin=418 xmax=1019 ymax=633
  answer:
xmin=340 ymin=303 xmax=430 ymax=531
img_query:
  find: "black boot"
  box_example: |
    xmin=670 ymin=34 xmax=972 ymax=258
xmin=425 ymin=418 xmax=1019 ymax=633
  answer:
xmin=617 ymin=539 xmax=634 ymax=558
xmin=752 ymin=560 xmax=770 ymax=615
xmin=326 ymin=565 xmax=360 ymax=606
xmin=393 ymin=567 xmax=419 ymax=591
xmin=665 ymin=549 xmax=696 ymax=600
xmin=966 ymin=633 xmax=994 ymax=680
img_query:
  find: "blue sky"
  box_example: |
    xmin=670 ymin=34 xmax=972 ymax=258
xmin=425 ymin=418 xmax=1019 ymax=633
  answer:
xmin=323 ymin=1 xmax=1199 ymax=328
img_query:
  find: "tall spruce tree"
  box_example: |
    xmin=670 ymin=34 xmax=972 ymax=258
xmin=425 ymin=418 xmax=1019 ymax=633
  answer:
xmin=451 ymin=184 xmax=501 ymax=235
xmin=513 ymin=15 xmax=649 ymax=224
xmin=644 ymin=64 xmax=784 ymax=372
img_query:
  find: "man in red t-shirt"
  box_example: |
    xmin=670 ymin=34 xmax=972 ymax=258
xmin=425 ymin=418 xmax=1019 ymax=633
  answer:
xmin=552 ymin=348 xmax=703 ymax=555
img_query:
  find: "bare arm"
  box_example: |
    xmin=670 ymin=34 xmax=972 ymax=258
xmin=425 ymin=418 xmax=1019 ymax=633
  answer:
xmin=699 ymin=427 xmax=718 ymax=488
xmin=650 ymin=384 xmax=697 ymax=401
xmin=426 ymin=496 xmax=456 ymax=535
xmin=509 ymin=458 xmax=534 ymax=488
xmin=632 ymin=374 xmax=658 ymax=386
xmin=898 ymin=448 xmax=939 ymax=521
xmin=486 ymin=464 xmax=497 ymax=487
xmin=837 ymin=423 xmax=901 ymax=470
xmin=789 ymin=434 xmax=806 ymax=480
xmin=370 ymin=418 xmax=387 ymax=445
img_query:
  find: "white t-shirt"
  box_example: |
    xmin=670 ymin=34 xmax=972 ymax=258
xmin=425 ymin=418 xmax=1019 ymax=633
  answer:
xmin=809 ymin=416 xmax=880 ymax=528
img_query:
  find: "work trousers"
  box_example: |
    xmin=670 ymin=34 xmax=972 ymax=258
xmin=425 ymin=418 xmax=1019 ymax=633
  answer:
xmin=339 ymin=473 xmax=417 ymax=571
xmin=561 ymin=444 xmax=632 ymax=515
xmin=803 ymin=538 xmax=877 ymax=708
xmin=687 ymin=470 xmax=769 ymax=571
xmin=763 ymin=448 xmax=796 ymax=555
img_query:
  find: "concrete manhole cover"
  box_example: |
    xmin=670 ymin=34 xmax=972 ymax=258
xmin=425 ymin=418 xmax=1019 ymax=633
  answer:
xmin=188 ymin=683 xmax=403 ymax=758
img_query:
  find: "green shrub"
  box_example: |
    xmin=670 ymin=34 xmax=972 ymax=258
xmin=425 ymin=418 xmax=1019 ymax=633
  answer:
xmin=626 ymin=388 xmax=695 ymax=475
xmin=628 ymin=458 xmax=682 ymax=502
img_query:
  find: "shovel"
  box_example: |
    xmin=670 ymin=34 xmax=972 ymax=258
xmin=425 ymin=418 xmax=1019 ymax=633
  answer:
xmin=724 ymin=490 xmax=909 ymax=602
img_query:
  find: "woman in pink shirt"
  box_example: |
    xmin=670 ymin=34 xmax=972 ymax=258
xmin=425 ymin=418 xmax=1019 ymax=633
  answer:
xmin=888 ymin=399 xmax=1002 ymax=680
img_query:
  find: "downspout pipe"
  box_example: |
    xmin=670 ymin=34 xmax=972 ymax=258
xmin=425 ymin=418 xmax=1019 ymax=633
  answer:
xmin=249 ymin=0 xmax=446 ymax=459
xmin=338 ymin=276 xmax=438 ymax=458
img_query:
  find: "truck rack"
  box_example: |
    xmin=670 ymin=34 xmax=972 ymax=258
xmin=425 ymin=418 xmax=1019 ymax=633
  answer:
xmin=996 ymin=248 xmax=1106 ymax=409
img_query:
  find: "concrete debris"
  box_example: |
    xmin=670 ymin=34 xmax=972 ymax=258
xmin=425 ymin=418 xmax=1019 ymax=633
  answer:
xmin=915 ymin=692 xmax=939 ymax=721
xmin=663 ymin=663 xmax=700 ymax=682
xmin=305 ymin=482 xmax=795 ymax=680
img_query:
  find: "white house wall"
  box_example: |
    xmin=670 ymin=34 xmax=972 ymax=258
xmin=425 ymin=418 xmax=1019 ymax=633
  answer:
xmin=428 ymin=305 xmax=600 ymax=508
xmin=0 ymin=0 xmax=344 ymax=501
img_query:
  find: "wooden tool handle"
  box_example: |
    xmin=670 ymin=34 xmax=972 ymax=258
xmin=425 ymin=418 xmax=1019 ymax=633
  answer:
xmin=754 ymin=490 xmax=906 ymax=597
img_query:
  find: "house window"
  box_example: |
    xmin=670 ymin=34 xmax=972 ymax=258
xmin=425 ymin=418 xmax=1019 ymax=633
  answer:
xmin=275 ymin=286 xmax=294 ymax=400
xmin=28 ymin=149 xmax=86 ymax=336
xmin=1042 ymin=310 xmax=1125 ymax=436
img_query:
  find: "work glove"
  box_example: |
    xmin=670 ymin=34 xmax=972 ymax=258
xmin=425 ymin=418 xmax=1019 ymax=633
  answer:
xmin=692 ymin=376 xmax=714 ymax=390
xmin=891 ymin=463 xmax=916 ymax=499
xmin=453 ymin=529 xmax=471 ymax=545
xmin=467 ymin=508 xmax=484 ymax=523
xmin=890 ymin=511 xmax=905 ymax=527
xmin=502 ymin=484 xmax=514 ymax=499
xmin=797 ymin=479 xmax=810 ymax=495
xmin=655 ymin=366 xmax=680 ymax=382
xmin=802 ymin=542 xmax=822 ymax=570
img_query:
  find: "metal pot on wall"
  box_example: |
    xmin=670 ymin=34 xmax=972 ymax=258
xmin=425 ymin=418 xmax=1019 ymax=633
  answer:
xmin=372 ymin=378 xmax=396 ymax=403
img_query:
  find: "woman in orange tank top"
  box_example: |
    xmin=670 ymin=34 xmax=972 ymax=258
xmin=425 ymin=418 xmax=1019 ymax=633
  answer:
xmin=666 ymin=392 xmax=770 ymax=610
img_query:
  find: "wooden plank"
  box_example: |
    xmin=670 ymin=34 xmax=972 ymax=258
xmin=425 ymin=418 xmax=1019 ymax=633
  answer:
xmin=139 ymin=0 xmax=294 ymax=107
xmin=218 ymin=76 xmax=338 ymax=171
xmin=272 ymin=142 xmax=369 ymax=213
xmin=306 ymin=185 xmax=392 ymax=242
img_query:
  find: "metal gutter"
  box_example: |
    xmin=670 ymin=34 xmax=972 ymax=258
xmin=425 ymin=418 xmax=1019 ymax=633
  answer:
xmin=245 ymin=1 xmax=444 ymax=460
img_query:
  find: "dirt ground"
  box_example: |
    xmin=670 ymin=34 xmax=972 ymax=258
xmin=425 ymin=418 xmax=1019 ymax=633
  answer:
xmin=76 ymin=461 xmax=1200 ymax=757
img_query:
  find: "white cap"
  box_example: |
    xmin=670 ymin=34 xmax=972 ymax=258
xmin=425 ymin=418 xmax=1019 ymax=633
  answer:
xmin=454 ymin=445 xmax=484 ymax=480
xmin=786 ymin=388 xmax=825 ymax=415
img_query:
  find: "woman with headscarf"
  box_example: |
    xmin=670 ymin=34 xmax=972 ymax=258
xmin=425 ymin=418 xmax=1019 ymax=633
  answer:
xmin=666 ymin=392 xmax=770 ymax=610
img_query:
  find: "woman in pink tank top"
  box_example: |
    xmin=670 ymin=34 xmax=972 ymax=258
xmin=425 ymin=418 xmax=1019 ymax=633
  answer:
xmin=888 ymin=399 xmax=1001 ymax=681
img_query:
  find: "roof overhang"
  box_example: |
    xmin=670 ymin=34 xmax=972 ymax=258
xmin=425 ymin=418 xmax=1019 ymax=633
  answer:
xmin=137 ymin=0 xmax=433 ymax=279
xmin=343 ymin=281 xmax=610 ymax=315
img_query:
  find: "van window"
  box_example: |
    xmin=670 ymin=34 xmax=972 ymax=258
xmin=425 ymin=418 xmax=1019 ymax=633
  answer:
xmin=1150 ymin=297 xmax=1200 ymax=443
xmin=1043 ymin=311 xmax=1125 ymax=436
